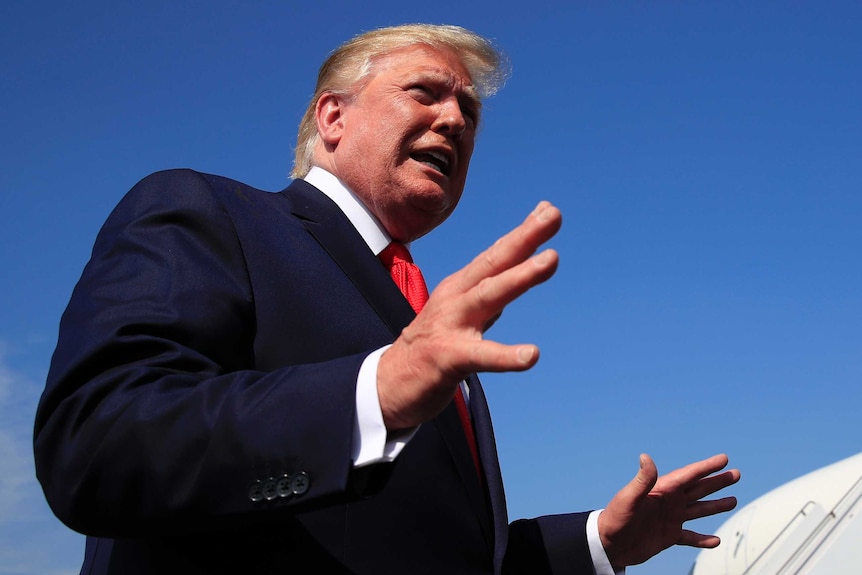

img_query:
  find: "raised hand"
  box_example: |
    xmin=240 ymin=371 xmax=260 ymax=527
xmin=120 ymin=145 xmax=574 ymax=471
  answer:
xmin=377 ymin=201 xmax=562 ymax=430
xmin=599 ymin=453 xmax=741 ymax=570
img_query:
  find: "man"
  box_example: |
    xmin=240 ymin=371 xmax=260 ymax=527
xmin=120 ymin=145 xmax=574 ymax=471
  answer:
xmin=35 ymin=24 xmax=739 ymax=574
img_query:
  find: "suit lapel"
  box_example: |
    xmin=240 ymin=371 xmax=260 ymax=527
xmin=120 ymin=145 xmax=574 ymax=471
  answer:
xmin=283 ymin=179 xmax=499 ymax=552
xmin=468 ymin=376 xmax=510 ymax=572
xmin=282 ymin=180 xmax=414 ymax=336
xmin=433 ymin=396 xmax=495 ymax=545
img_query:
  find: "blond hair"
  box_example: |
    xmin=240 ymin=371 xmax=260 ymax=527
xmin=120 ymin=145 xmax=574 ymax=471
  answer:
xmin=291 ymin=24 xmax=509 ymax=178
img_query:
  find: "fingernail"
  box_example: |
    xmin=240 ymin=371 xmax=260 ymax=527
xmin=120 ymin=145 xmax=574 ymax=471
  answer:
xmin=517 ymin=346 xmax=536 ymax=364
xmin=534 ymin=250 xmax=552 ymax=266
xmin=538 ymin=203 xmax=556 ymax=222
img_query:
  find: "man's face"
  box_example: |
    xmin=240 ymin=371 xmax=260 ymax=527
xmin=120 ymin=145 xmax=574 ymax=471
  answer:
xmin=324 ymin=44 xmax=480 ymax=241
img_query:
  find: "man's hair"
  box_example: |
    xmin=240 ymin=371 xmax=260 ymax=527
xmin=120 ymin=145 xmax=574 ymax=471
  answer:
xmin=291 ymin=24 xmax=509 ymax=178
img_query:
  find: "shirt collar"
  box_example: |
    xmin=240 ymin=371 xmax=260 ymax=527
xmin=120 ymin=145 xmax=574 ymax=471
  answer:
xmin=302 ymin=166 xmax=397 ymax=256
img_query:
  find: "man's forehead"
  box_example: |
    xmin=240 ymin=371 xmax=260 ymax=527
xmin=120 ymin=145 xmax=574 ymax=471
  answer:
xmin=370 ymin=45 xmax=479 ymax=98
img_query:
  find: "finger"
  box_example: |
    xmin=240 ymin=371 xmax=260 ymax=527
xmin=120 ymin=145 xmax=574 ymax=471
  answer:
xmin=661 ymin=454 xmax=731 ymax=488
xmin=678 ymin=530 xmax=721 ymax=549
xmin=686 ymin=468 xmax=741 ymax=501
xmin=616 ymin=453 xmax=659 ymax=503
xmin=463 ymin=248 xmax=559 ymax=320
xmin=455 ymin=202 xmax=562 ymax=291
xmin=685 ymin=496 xmax=738 ymax=521
xmin=453 ymin=340 xmax=541 ymax=374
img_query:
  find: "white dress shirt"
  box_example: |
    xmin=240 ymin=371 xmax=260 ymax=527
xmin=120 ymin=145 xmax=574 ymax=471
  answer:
xmin=302 ymin=167 xmax=620 ymax=575
xmin=303 ymin=167 xmax=413 ymax=467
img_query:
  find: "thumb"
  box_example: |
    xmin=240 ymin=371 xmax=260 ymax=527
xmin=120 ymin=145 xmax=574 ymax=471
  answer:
xmin=630 ymin=453 xmax=658 ymax=497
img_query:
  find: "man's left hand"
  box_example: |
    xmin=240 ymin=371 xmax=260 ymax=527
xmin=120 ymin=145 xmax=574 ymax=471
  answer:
xmin=598 ymin=453 xmax=741 ymax=570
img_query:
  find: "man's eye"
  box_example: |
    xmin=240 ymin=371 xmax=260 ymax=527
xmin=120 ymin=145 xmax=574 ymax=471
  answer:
xmin=409 ymin=84 xmax=435 ymax=99
xmin=461 ymin=106 xmax=479 ymax=126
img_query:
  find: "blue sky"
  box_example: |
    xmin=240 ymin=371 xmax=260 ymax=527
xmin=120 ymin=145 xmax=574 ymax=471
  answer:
xmin=1 ymin=2 xmax=860 ymax=574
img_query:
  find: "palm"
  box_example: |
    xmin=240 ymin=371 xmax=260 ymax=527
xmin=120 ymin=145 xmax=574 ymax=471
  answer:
xmin=599 ymin=454 xmax=740 ymax=569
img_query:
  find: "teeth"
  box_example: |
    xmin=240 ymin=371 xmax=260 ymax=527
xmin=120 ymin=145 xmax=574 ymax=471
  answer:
xmin=417 ymin=150 xmax=449 ymax=174
xmin=427 ymin=151 xmax=448 ymax=168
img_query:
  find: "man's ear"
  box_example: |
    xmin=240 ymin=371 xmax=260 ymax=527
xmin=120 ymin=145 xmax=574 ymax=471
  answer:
xmin=315 ymin=93 xmax=345 ymax=145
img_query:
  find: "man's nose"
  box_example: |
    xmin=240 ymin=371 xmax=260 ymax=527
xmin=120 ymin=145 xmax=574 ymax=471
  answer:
xmin=432 ymin=97 xmax=467 ymax=137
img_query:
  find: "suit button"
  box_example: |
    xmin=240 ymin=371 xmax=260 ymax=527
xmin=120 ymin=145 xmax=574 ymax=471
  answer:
xmin=248 ymin=480 xmax=264 ymax=502
xmin=290 ymin=472 xmax=310 ymax=495
xmin=262 ymin=477 xmax=278 ymax=501
xmin=275 ymin=474 xmax=292 ymax=498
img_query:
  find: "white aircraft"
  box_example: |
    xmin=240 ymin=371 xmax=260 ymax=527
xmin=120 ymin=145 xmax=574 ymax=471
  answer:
xmin=690 ymin=451 xmax=862 ymax=575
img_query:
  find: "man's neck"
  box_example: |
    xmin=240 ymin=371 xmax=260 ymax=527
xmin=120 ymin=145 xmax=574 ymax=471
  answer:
xmin=302 ymin=167 xmax=395 ymax=255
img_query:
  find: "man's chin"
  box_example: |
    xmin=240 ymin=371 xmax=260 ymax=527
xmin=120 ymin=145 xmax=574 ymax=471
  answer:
xmin=386 ymin=203 xmax=453 ymax=242
xmin=414 ymin=188 xmax=460 ymax=216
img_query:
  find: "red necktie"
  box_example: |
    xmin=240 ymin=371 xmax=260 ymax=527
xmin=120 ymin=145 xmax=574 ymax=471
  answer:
xmin=378 ymin=242 xmax=483 ymax=480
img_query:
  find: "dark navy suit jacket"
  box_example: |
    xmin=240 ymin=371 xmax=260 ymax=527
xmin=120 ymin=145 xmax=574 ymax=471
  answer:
xmin=35 ymin=169 xmax=593 ymax=574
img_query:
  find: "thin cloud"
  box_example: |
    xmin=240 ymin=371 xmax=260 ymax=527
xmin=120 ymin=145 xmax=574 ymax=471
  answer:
xmin=0 ymin=345 xmax=36 ymax=521
xmin=0 ymin=343 xmax=83 ymax=575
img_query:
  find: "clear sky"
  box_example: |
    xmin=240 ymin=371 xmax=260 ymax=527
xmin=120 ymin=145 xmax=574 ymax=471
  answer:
xmin=1 ymin=2 xmax=860 ymax=574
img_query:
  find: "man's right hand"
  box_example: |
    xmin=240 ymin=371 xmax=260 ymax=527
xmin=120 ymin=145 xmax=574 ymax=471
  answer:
xmin=376 ymin=201 xmax=562 ymax=430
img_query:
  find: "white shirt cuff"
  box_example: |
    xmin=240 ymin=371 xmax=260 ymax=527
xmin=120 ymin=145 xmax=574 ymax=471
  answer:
xmin=588 ymin=510 xmax=625 ymax=575
xmin=352 ymin=345 xmax=417 ymax=467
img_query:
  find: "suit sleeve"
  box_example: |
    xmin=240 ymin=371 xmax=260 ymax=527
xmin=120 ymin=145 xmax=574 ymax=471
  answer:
xmin=34 ymin=170 xmax=375 ymax=538
xmin=505 ymin=514 xmax=597 ymax=575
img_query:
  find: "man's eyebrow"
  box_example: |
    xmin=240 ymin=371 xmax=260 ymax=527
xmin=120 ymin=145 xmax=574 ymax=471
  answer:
xmin=407 ymin=69 xmax=481 ymax=108
xmin=408 ymin=68 xmax=473 ymax=88
xmin=461 ymin=85 xmax=481 ymax=109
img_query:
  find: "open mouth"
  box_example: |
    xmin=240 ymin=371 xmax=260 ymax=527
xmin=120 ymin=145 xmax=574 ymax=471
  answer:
xmin=411 ymin=150 xmax=451 ymax=176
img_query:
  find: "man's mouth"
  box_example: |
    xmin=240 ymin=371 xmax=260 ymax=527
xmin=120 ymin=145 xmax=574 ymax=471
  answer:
xmin=411 ymin=150 xmax=451 ymax=176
